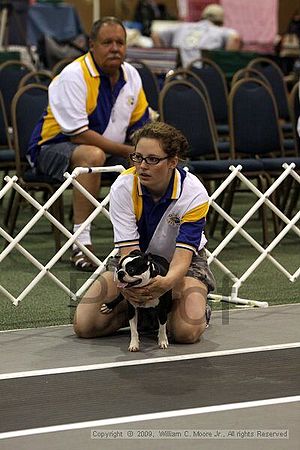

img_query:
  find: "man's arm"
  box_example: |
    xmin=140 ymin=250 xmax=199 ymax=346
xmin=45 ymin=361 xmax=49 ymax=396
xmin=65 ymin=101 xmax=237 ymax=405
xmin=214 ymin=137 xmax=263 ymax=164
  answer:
xmin=120 ymin=245 xmax=140 ymax=258
xmin=225 ymin=30 xmax=242 ymax=51
xmin=70 ymin=129 xmax=133 ymax=158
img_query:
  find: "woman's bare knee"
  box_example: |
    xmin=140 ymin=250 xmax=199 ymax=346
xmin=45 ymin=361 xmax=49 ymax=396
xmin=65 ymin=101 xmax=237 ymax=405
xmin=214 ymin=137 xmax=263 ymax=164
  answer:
xmin=73 ymin=313 xmax=98 ymax=338
xmin=171 ymin=324 xmax=206 ymax=344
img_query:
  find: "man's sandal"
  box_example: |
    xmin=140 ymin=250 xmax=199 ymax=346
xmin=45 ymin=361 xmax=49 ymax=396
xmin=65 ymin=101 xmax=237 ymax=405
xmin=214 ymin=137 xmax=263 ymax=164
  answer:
xmin=70 ymin=245 xmax=98 ymax=272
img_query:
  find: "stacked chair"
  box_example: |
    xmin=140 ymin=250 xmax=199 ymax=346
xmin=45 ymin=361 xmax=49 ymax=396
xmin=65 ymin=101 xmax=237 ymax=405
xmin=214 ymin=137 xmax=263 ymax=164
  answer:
xmin=0 ymin=92 xmax=15 ymax=193
xmin=18 ymin=70 xmax=53 ymax=89
xmin=247 ymin=57 xmax=294 ymax=140
xmin=227 ymin=77 xmax=299 ymax=242
xmin=128 ymin=60 xmax=160 ymax=112
xmin=187 ymin=57 xmax=230 ymax=140
xmin=5 ymin=84 xmax=65 ymax=252
xmin=0 ymin=60 xmax=34 ymax=126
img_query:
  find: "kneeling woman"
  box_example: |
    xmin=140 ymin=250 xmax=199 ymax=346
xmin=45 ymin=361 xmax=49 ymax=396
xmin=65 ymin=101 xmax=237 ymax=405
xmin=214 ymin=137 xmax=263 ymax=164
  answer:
xmin=74 ymin=121 xmax=215 ymax=344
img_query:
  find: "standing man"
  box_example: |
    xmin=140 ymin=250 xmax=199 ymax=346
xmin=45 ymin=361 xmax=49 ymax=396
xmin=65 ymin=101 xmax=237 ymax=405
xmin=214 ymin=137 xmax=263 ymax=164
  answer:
xmin=27 ymin=17 xmax=150 ymax=271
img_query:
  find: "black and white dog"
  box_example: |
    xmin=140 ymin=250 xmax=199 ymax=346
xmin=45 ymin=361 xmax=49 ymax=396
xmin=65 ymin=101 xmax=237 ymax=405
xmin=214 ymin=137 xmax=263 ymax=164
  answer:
xmin=101 ymin=250 xmax=172 ymax=352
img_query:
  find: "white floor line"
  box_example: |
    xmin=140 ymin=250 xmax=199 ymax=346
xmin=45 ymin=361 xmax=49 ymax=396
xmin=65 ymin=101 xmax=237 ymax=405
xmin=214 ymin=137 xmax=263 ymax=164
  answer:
xmin=0 ymin=395 xmax=299 ymax=440
xmin=0 ymin=324 xmax=72 ymax=333
xmin=0 ymin=342 xmax=299 ymax=381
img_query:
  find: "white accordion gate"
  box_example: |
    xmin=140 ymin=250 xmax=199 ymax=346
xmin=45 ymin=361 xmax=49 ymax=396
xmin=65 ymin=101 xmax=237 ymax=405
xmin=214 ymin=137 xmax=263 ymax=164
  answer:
xmin=0 ymin=163 xmax=299 ymax=309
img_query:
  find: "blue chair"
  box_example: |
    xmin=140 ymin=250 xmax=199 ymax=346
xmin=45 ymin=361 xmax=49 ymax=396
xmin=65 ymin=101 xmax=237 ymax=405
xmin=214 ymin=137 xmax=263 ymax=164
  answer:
xmin=128 ymin=59 xmax=160 ymax=111
xmin=247 ymin=57 xmax=294 ymax=138
xmin=6 ymin=83 xmax=65 ymax=252
xmin=289 ymin=81 xmax=300 ymax=155
xmin=164 ymin=68 xmax=231 ymax=156
xmin=230 ymin=78 xmax=299 ymax=169
xmin=159 ymin=79 xmax=264 ymax=176
xmin=0 ymin=60 xmax=33 ymax=125
xmin=0 ymin=92 xmax=15 ymax=209
xmin=18 ymin=70 xmax=53 ymax=89
xmin=159 ymin=78 xmax=266 ymax=239
xmin=228 ymin=77 xmax=300 ymax=242
xmin=231 ymin=67 xmax=270 ymax=88
xmin=187 ymin=57 xmax=229 ymax=139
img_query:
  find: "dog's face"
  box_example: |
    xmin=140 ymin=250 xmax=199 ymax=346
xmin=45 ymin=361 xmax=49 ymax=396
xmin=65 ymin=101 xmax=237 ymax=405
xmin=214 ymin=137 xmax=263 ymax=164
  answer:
xmin=117 ymin=250 xmax=152 ymax=288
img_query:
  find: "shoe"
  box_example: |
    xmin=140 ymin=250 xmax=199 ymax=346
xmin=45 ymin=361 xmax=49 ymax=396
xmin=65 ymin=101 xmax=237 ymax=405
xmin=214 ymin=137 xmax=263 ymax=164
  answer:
xmin=70 ymin=245 xmax=98 ymax=272
xmin=205 ymin=303 xmax=212 ymax=328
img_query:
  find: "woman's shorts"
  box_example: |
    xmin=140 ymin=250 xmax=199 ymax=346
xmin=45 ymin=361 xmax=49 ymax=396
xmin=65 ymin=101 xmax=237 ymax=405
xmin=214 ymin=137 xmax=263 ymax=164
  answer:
xmin=187 ymin=248 xmax=216 ymax=293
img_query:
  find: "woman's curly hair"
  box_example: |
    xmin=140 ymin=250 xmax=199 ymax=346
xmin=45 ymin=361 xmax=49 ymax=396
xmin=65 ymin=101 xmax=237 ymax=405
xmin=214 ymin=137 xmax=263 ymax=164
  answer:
xmin=132 ymin=122 xmax=190 ymax=160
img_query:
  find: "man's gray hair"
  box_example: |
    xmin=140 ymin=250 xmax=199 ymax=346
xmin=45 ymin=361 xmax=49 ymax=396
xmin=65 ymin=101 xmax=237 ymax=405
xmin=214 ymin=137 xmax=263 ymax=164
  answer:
xmin=90 ymin=16 xmax=127 ymax=41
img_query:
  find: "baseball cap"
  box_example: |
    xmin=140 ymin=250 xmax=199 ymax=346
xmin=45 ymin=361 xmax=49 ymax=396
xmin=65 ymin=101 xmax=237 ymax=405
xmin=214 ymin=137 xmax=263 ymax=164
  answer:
xmin=201 ymin=4 xmax=224 ymax=25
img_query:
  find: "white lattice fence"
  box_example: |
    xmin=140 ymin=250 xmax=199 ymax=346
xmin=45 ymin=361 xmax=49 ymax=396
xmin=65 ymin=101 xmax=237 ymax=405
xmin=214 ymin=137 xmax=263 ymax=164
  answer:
xmin=0 ymin=163 xmax=299 ymax=308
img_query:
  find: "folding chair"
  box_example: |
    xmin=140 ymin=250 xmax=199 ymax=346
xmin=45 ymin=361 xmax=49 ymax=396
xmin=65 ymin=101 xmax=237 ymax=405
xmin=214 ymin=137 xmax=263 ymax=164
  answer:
xmin=128 ymin=59 xmax=160 ymax=111
xmin=0 ymin=92 xmax=15 ymax=207
xmin=187 ymin=57 xmax=229 ymax=139
xmin=159 ymin=79 xmax=267 ymax=240
xmin=159 ymin=79 xmax=219 ymax=167
xmin=0 ymin=59 xmax=33 ymax=125
xmin=231 ymin=67 xmax=270 ymax=89
xmin=283 ymin=81 xmax=300 ymax=219
xmin=247 ymin=57 xmax=294 ymax=138
xmin=289 ymin=81 xmax=300 ymax=154
xmin=18 ymin=70 xmax=53 ymax=89
xmin=164 ymin=68 xmax=209 ymax=98
xmin=168 ymin=67 xmax=232 ymax=158
xmin=228 ymin=77 xmax=300 ymax=242
xmin=7 ymin=84 xmax=64 ymax=252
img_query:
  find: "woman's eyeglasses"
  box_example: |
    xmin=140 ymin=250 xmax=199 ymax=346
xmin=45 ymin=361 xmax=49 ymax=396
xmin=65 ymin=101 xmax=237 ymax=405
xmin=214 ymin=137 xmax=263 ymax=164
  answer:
xmin=130 ymin=153 xmax=169 ymax=165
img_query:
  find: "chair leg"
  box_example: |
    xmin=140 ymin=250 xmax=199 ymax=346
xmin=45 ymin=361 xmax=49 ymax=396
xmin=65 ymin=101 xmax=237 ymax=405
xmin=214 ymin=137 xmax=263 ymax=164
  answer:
xmin=208 ymin=189 xmax=225 ymax=237
xmin=221 ymin=177 xmax=238 ymax=237
xmin=265 ymin=173 xmax=280 ymax=237
xmin=3 ymin=191 xmax=22 ymax=248
xmin=208 ymin=180 xmax=224 ymax=238
xmin=0 ymin=169 xmax=9 ymax=205
xmin=3 ymin=188 xmax=16 ymax=227
xmin=258 ymin=175 xmax=269 ymax=246
xmin=284 ymin=180 xmax=300 ymax=220
xmin=279 ymin=176 xmax=293 ymax=213
xmin=50 ymin=198 xmax=64 ymax=253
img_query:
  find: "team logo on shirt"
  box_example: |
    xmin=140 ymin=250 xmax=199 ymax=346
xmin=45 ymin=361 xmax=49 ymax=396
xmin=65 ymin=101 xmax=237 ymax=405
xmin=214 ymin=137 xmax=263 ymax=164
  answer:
xmin=167 ymin=213 xmax=181 ymax=227
xmin=127 ymin=96 xmax=135 ymax=106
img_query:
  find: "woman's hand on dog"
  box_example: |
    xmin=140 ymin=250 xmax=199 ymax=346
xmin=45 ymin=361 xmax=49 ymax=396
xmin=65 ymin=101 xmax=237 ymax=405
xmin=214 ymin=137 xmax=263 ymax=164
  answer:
xmin=120 ymin=275 xmax=172 ymax=307
xmin=120 ymin=286 xmax=153 ymax=307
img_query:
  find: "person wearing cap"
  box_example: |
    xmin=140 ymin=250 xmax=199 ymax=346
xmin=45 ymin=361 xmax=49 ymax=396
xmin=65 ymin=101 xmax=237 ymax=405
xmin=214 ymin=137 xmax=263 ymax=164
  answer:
xmin=152 ymin=3 xmax=241 ymax=67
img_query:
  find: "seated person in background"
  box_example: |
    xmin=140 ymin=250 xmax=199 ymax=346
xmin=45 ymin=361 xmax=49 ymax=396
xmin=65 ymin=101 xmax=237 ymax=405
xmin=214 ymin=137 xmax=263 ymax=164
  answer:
xmin=152 ymin=3 xmax=241 ymax=67
xmin=74 ymin=121 xmax=215 ymax=343
xmin=27 ymin=17 xmax=150 ymax=272
xmin=288 ymin=9 xmax=300 ymax=40
xmin=134 ymin=0 xmax=174 ymax=37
